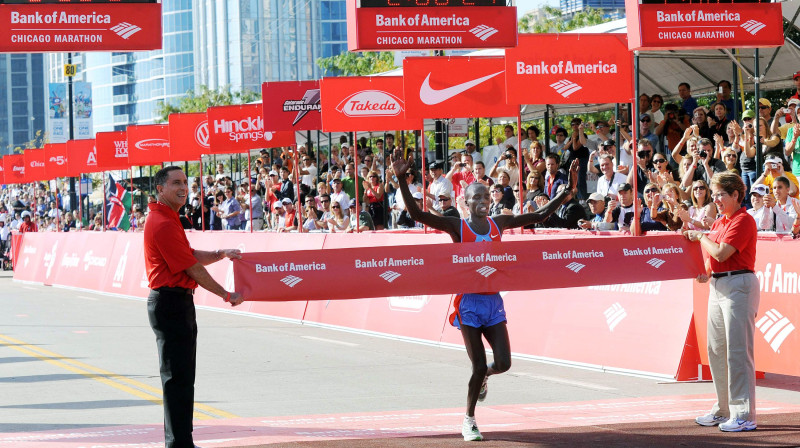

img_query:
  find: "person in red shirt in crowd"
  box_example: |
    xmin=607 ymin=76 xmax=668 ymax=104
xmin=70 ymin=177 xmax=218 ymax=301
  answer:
xmin=684 ymin=172 xmax=759 ymax=433
xmin=791 ymin=71 xmax=800 ymax=102
xmin=144 ymin=166 xmax=245 ymax=448
xmin=392 ymin=153 xmax=578 ymax=442
xmin=18 ymin=211 xmax=37 ymax=233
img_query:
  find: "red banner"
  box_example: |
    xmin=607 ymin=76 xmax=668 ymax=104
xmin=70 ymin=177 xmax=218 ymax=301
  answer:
xmin=95 ymin=131 xmax=129 ymax=171
xmin=261 ymin=81 xmax=322 ymax=132
xmin=403 ymin=56 xmax=518 ymax=119
xmin=0 ymin=3 xmax=162 ymax=53
xmin=3 ymin=154 xmax=26 ymax=184
xmin=348 ymin=5 xmax=518 ymax=51
xmin=168 ymin=113 xmax=207 ymax=160
xmin=625 ymin=0 xmax=784 ymax=50
xmin=0 ymin=159 xmax=5 ymax=185
xmin=207 ymin=104 xmax=295 ymax=154
xmin=66 ymin=139 xmax=99 ymax=176
xmin=44 ymin=143 xmax=69 ymax=179
xmin=23 ymin=148 xmax=46 ymax=182
xmin=320 ymin=76 xmax=421 ymax=133
xmin=127 ymin=124 xmax=169 ymax=166
xmin=233 ymin=235 xmax=703 ymax=301
xmin=505 ymin=34 xmax=633 ymax=105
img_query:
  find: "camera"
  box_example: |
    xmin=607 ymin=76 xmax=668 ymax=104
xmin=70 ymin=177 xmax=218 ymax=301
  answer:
xmin=699 ymin=150 xmax=708 ymax=158
xmin=505 ymin=154 xmax=513 ymax=160
xmin=746 ymin=123 xmax=753 ymax=130
xmin=458 ymin=163 xmax=466 ymax=168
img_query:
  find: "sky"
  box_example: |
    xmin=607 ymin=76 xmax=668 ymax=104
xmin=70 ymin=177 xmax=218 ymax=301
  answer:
xmin=515 ymin=0 xmax=558 ymax=18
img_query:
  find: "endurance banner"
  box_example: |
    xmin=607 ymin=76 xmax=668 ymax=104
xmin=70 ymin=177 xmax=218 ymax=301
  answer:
xmin=3 ymin=154 xmax=25 ymax=184
xmin=261 ymin=81 xmax=322 ymax=132
xmin=234 ymin=235 xmax=703 ymax=301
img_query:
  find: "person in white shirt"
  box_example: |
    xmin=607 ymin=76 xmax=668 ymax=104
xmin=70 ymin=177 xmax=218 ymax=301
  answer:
xmin=464 ymin=139 xmax=482 ymax=164
xmin=500 ymin=124 xmax=518 ymax=151
xmin=746 ymin=184 xmax=774 ymax=231
xmin=329 ymin=178 xmax=351 ymax=216
xmin=767 ymin=176 xmax=800 ymax=232
xmin=298 ymin=155 xmax=318 ymax=188
xmin=519 ymin=126 xmax=540 ymax=151
xmin=427 ymin=161 xmax=453 ymax=211
xmin=593 ymin=154 xmax=627 ymax=197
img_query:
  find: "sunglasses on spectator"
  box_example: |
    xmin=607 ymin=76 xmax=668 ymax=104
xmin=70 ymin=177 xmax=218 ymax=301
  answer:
xmin=369 ymin=175 xmax=378 ymax=178
xmin=644 ymin=188 xmax=658 ymax=194
xmin=653 ymin=158 xmax=666 ymax=163
xmin=332 ymin=205 xmax=341 ymax=209
xmin=438 ymin=197 xmax=451 ymax=202
xmin=513 ymin=189 xmax=520 ymax=193
xmin=724 ymin=154 xmax=737 ymax=158
xmin=760 ymin=106 xmax=770 ymax=110
xmin=693 ymin=186 xmax=707 ymax=191
xmin=640 ymin=118 xmax=651 ymax=123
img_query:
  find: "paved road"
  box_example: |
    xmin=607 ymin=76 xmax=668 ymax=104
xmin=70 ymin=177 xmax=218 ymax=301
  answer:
xmin=1 ymin=274 xmax=799 ymax=447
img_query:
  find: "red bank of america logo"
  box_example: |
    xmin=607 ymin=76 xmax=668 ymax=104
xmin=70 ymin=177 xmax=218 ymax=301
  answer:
xmin=740 ymin=20 xmax=766 ymax=35
xmin=756 ymin=309 xmax=795 ymax=353
xmin=280 ymin=275 xmax=303 ymax=288
xmin=550 ymin=80 xmax=583 ymax=98
xmin=110 ymin=22 xmax=142 ymax=40
xmin=566 ymin=262 xmax=585 ymax=273
xmin=470 ymin=25 xmax=498 ymax=41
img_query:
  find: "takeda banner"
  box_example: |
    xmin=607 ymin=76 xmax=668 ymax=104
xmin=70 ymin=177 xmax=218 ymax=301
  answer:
xmin=44 ymin=143 xmax=69 ymax=179
xmin=206 ymin=104 xmax=295 ymax=154
xmin=127 ymin=125 xmax=169 ymax=166
xmin=320 ymin=76 xmax=420 ymax=132
xmin=261 ymin=81 xmax=322 ymax=132
xmin=234 ymin=235 xmax=703 ymax=301
xmin=95 ymin=131 xmax=129 ymax=171
xmin=4 ymin=154 xmax=26 ymax=184
xmin=67 ymin=139 xmax=99 ymax=175
xmin=168 ymin=113 xmax=207 ymax=160
xmin=348 ymin=4 xmax=518 ymax=51
xmin=24 ymin=149 xmax=46 ymax=182
xmin=625 ymin=0 xmax=784 ymax=50
xmin=402 ymin=56 xmax=518 ymax=119
xmin=0 ymin=3 xmax=162 ymax=53
xmin=505 ymin=34 xmax=633 ymax=105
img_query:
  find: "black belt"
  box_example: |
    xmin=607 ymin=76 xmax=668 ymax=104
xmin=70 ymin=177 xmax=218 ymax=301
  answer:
xmin=711 ymin=269 xmax=754 ymax=279
xmin=154 ymin=286 xmax=194 ymax=295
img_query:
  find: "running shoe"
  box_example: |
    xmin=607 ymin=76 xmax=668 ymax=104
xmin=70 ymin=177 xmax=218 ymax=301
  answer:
xmin=478 ymin=375 xmax=488 ymax=402
xmin=719 ymin=418 xmax=757 ymax=432
xmin=462 ymin=415 xmax=483 ymax=441
xmin=695 ymin=413 xmax=727 ymax=426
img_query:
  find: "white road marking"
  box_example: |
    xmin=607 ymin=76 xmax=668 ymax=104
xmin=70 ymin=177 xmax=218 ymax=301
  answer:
xmin=22 ymin=286 xmax=37 ymax=291
xmin=516 ymin=373 xmax=617 ymax=391
xmin=77 ymin=295 xmax=99 ymax=301
xmin=302 ymin=335 xmax=359 ymax=347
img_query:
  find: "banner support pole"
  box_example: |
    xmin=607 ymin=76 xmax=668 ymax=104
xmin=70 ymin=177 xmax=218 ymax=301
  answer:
xmin=102 ymin=171 xmax=106 ymax=231
xmin=419 ymin=127 xmax=427 ymax=234
xmin=248 ymin=151 xmax=253 ymax=233
xmin=632 ymin=50 xmax=641 ymax=237
xmin=517 ymin=110 xmax=524 ymax=226
xmin=55 ymin=177 xmax=61 ymax=232
xmin=78 ymin=173 xmax=83 ymax=231
xmin=199 ymin=158 xmax=206 ymax=231
xmin=353 ymin=131 xmax=361 ymax=233
xmin=293 ymin=145 xmax=301 ymax=231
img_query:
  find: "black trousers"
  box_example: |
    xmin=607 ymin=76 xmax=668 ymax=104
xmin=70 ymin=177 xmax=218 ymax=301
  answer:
xmin=147 ymin=288 xmax=197 ymax=448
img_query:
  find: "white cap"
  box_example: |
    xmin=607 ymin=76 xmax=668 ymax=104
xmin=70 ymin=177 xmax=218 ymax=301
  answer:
xmin=412 ymin=191 xmax=424 ymax=200
xmin=465 ymin=139 xmax=475 ymax=146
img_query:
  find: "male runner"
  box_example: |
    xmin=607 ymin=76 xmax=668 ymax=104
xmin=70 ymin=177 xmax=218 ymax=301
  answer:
xmin=391 ymin=154 xmax=579 ymax=441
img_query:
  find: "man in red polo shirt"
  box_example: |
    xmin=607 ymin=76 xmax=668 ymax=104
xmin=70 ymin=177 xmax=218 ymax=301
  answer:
xmin=684 ymin=172 xmax=759 ymax=433
xmin=145 ymin=166 xmax=244 ymax=448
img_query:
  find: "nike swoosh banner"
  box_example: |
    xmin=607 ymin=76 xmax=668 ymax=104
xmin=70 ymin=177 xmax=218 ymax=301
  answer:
xmin=127 ymin=125 xmax=170 ymax=166
xmin=233 ymin=235 xmax=703 ymax=301
xmin=505 ymin=34 xmax=633 ymax=105
xmin=320 ymin=76 xmax=421 ymax=132
xmin=403 ymin=56 xmax=518 ymax=119
xmin=262 ymin=81 xmax=322 ymax=132
xmin=95 ymin=131 xmax=129 ymax=171
xmin=206 ymin=104 xmax=296 ymax=154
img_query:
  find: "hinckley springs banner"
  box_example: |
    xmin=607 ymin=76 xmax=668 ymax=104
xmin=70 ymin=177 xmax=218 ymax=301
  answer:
xmin=233 ymin=235 xmax=704 ymax=301
xmin=505 ymin=34 xmax=633 ymax=105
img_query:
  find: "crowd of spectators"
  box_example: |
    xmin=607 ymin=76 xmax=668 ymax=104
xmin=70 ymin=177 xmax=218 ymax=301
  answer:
xmin=5 ymin=75 xmax=800 ymax=238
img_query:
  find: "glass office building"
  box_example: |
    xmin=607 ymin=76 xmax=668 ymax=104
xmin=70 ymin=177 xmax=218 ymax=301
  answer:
xmin=560 ymin=0 xmax=625 ymax=18
xmin=0 ymin=54 xmax=47 ymax=155
xmin=193 ymin=0 xmax=348 ymax=92
xmin=48 ymin=0 xmax=194 ymax=132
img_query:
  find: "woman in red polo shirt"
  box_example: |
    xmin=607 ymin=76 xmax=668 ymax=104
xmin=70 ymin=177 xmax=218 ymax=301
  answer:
xmin=684 ymin=172 xmax=759 ymax=433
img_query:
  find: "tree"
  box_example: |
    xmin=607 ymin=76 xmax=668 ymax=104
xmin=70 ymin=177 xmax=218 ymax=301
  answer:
xmin=316 ymin=51 xmax=396 ymax=76
xmin=518 ymin=7 xmax=611 ymax=33
xmin=153 ymin=85 xmax=261 ymax=123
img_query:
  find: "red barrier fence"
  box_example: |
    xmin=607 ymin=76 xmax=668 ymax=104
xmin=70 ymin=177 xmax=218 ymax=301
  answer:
xmin=13 ymin=231 xmax=799 ymax=381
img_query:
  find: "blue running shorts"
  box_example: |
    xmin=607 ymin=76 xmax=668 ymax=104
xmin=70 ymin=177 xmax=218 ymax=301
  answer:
xmin=450 ymin=293 xmax=507 ymax=330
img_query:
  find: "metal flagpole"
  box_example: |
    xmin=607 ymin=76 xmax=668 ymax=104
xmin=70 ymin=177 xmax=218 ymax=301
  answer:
xmin=199 ymin=158 xmax=206 ymax=231
xmin=516 ymin=110 xmax=524 ymax=221
xmin=129 ymin=167 xmax=134 ymax=230
xmin=78 ymin=173 xmax=83 ymax=231
xmin=102 ymin=172 xmax=106 ymax=231
xmin=353 ymin=131 xmax=361 ymax=233
xmin=419 ymin=128 xmax=427 ymax=234
xmin=55 ymin=178 xmax=61 ymax=232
